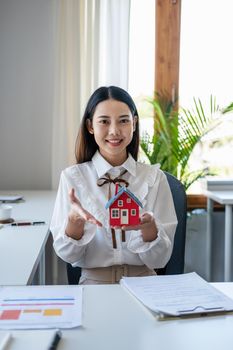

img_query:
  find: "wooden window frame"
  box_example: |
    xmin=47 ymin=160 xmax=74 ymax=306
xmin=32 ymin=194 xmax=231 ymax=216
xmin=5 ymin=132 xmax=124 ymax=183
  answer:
xmin=187 ymin=194 xmax=224 ymax=212
xmin=155 ymin=0 xmax=181 ymax=103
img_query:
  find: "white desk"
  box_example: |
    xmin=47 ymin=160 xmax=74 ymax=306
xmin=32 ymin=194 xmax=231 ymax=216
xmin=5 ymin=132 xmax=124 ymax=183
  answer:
xmin=0 ymin=191 xmax=56 ymax=285
xmin=1 ymin=282 xmax=233 ymax=350
xmin=205 ymin=190 xmax=233 ymax=282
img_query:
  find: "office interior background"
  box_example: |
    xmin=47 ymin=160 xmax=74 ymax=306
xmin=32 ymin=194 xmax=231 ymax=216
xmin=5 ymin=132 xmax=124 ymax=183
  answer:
xmin=0 ymin=0 xmax=233 ymax=283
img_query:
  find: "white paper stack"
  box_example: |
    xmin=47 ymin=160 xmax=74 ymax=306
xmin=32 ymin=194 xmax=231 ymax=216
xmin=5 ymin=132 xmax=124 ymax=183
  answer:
xmin=120 ymin=272 xmax=233 ymax=319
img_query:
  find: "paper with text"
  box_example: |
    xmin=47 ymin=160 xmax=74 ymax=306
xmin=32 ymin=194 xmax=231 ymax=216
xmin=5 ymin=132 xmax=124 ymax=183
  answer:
xmin=121 ymin=272 xmax=233 ymax=318
xmin=0 ymin=285 xmax=82 ymax=329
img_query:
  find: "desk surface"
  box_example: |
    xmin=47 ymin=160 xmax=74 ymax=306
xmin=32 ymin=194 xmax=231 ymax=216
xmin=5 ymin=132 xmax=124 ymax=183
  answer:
xmin=1 ymin=283 xmax=233 ymax=350
xmin=0 ymin=191 xmax=56 ymax=285
xmin=205 ymin=190 xmax=233 ymax=205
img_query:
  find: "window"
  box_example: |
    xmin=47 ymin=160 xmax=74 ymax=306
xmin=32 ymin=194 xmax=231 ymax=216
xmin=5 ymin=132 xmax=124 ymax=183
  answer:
xmin=118 ymin=200 xmax=123 ymax=207
xmin=126 ymin=198 xmax=131 ymax=204
xmin=111 ymin=209 xmax=119 ymax=218
xmin=180 ymin=0 xmax=233 ymax=192
xmin=129 ymin=1 xmax=233 ymax=195
xmin=131 ymin=209 xmax=136 ymax=216
xmin=128 ymin=0 xmax=155 ymax=160
xmin=128 ymin=0 xmax=155 ymax=103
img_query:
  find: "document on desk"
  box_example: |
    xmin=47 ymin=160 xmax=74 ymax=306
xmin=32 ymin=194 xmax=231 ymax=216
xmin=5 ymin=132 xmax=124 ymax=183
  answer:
xmin=0 ymin=285 xmax=82 ymax=329
xmin=120 ymin=272 xmax=233 ymax=319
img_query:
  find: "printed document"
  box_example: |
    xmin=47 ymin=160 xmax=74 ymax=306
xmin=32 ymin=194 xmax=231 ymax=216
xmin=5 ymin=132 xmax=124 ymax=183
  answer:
xmin=0 ymin=285 xmax=82 ymax=329
xmin=121 ymin=272 xmax=233 ymax=318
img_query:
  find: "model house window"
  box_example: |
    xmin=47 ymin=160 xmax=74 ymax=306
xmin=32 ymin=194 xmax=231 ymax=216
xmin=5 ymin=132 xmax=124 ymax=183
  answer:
xmin=118 ymin=200 xmax=123 ymax=207
xmin=131 ymin=209 xmax=136 ymax=216
xmin=126 ymin=198 xmax=131 ymax=203
xmin=111 ymin=209 xmax=119 ymax=218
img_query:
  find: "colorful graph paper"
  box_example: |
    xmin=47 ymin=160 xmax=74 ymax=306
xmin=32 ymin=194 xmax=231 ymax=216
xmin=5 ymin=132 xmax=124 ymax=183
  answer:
xmin=0 ymin=286 xmax=82 ymax=329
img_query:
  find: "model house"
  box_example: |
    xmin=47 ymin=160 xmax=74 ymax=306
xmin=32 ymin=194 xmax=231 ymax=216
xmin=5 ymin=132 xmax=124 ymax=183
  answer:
xmin=105 ymin=186 xmax=143 ymax=226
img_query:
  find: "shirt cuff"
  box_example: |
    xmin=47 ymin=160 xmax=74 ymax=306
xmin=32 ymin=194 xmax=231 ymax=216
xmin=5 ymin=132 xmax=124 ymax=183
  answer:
xmin=127 ymin=222 xmax=165 ymax=253
xmin=63 ymin=221 xmax=96 ymax=246
xmin=127 ymin=231 xmax=160 ymax=253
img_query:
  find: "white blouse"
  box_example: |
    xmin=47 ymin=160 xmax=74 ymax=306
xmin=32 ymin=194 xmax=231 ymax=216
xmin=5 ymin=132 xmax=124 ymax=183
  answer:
xmin=50 ymin=151 xmax=177 ymax=270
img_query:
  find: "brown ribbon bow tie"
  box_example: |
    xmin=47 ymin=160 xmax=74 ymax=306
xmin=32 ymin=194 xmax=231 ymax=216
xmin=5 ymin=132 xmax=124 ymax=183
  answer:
xmin=97 ymin=169 xmax=129 ymax=188
xmin=97 ymin=169 xmax=129 ymax=249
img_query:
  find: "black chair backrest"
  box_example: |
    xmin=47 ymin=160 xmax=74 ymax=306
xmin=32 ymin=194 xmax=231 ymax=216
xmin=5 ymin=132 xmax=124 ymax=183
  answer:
xmin=66 ymin=171 xmax=187 ymax=284
xmin=66 ymin=262 xmax=81 ymax=285
xmin=157 ymin=171 xmax=187 ymax=275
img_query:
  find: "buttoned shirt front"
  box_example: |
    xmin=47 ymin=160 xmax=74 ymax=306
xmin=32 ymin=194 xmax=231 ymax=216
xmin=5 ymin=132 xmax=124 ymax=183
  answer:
xmin=50 ymin=151 xmax=177 ymax=270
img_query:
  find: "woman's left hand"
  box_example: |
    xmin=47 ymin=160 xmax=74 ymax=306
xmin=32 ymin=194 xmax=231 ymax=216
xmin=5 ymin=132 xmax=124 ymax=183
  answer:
xmin=112 ymin=212 xmax=158 ymax=242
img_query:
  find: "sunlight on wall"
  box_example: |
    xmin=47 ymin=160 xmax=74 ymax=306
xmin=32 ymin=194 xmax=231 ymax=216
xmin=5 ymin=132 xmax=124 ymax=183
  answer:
xmin=128 ymin=0 xmax=155 ymax=147
xmin=128 ymin=0 xmax=155 ymax=99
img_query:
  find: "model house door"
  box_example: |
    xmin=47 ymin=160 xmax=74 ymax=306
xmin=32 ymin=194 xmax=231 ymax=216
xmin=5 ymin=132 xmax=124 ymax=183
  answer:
xmin=121 ymin=209 xmax=128 ymax=224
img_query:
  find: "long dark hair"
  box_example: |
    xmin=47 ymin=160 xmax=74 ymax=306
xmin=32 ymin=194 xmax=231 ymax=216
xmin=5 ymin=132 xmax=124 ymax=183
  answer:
xmin=75 ymin=86 xmax=140 ymax=163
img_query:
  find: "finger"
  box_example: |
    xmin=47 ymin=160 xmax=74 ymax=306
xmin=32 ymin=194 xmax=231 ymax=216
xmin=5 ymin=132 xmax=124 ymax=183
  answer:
xmin=68 ymin=189 xmax=102 ymax=227
xmin=69 ymin=188 xmax=75 ymax=200
xmin=140 ymin=216 xmax=148 ymax=224
xmin=69 ymin=192 xmax=90 ymax=218
xmin=71 ymin=203 xmax=88 ymax=218
xmin=69 ymin=188 xmax=81 ymax=205
xmin=140 ymin=212 xmax=154 ymax=224
xmin=87 ymin=217 xmax=103 ymax=227
xmin=142 ymin=211 xmax=154 ymax=218
xmin=84 ymin=211 xmax=102 ymax=227
xmin=75 ymin=207 xmax=102 ymax=227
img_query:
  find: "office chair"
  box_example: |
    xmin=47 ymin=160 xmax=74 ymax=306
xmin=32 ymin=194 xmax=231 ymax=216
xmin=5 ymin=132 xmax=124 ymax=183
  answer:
xmin=66 ymin=171 xmax=187 ymax=284
xmin=156 ymin=171 xmax=187 ymax=275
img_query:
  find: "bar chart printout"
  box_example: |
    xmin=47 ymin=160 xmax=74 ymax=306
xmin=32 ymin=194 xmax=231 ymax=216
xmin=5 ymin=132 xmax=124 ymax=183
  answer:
xmin=0 ymin=286 xmax=82 ymax=329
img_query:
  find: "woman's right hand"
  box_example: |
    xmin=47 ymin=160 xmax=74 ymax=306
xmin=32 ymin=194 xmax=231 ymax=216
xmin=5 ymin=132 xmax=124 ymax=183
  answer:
xmin=65 ymin=188 xmax=102 ymax=240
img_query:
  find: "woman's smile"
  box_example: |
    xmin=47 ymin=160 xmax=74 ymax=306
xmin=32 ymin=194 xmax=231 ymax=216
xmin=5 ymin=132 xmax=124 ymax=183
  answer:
xmin=106 ymin=138 xmax=123 ymax=146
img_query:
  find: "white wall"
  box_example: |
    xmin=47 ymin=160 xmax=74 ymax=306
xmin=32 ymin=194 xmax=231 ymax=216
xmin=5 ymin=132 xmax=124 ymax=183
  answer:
xmin=0 ymin=0 xmax=54 ymax=190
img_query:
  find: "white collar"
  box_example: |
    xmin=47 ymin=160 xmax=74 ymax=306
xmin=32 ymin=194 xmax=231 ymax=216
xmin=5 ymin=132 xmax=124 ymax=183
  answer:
xmin=92 ymin=151 xmax=137 ymax=178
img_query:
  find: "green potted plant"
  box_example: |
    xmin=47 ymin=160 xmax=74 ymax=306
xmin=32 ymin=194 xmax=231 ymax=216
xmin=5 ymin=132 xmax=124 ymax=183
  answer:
xmin=140 ymin=94 xmax=231 ymax=190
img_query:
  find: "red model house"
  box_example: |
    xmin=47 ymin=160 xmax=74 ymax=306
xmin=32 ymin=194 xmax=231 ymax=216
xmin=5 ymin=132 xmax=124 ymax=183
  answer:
xmin=105 ymin=186 xmax=143 ymax=226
